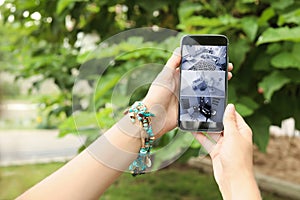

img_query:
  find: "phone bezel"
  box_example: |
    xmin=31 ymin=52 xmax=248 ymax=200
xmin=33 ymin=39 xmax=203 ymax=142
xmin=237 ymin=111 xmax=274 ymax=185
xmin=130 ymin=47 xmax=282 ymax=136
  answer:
xmin=178 ymin=34 xmax=228 ymax=132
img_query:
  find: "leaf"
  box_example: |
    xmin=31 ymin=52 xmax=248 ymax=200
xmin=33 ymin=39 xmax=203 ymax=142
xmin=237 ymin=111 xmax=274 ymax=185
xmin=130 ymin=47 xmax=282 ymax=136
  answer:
xmin=94 ymin=74 xmax=121 ymax=109
xmin=239 ymin=96 xmax=259 ymax=110
xmin=240 ymin=0 xmax=257 ymax=3
xmin=96 ymin=107 xmax=115 ymax=129
xmin=256 ymin=27 xmax=300 ymax=45
xmin=234 ymin=0 xmax=255 ymax=14
xmin=247 ymin=114 xmax=271 ymax=152
xmin=278 ymin=8 xmax=300 ymax=26
xmin=56 ymin=0 xmax=75 ymax=15
xmin=235 ymin=103 xmax=254 ymax=117
xmin=271 ymin=52 xmax=300 ymax=69
xmin=86 ymin=3 xmax=100 ymax=13
xmin=184 ymin=16 xmax=223 ymax=27
xmin=258 ymin=7 xmax=275 ymax=25
xmin=270 ymin=43 xmax=300 ymax=69
xmin=266 ymin=43 xmax=281 ymax=55
xmin=271 ymin=0 xmax=294 ymax=10
xmin=258 ymin=71 xmax=290 ymax=101
xmin=229 ymin=38 xmax=250 ymax=71
xmin=178 ymin=1 xmax=203 ymax=21
xmin=241 ymin=16 xmax=258 ymax=41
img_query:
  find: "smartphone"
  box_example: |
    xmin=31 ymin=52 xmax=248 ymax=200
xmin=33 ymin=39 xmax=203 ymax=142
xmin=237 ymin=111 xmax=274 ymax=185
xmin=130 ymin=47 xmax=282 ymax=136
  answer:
xmin=178 ymin=34 xmax=228 ymax=132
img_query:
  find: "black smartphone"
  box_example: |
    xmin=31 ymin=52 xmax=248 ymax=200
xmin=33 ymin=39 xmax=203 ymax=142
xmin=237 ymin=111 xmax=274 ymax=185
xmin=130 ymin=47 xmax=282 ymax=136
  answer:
xmin=178 ymin=34 xmax=228 ymax=132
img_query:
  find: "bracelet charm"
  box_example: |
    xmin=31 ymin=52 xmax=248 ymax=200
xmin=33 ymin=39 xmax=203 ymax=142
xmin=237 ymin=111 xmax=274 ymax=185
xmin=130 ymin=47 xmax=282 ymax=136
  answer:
xmin=125 ymin=101 xmax=155 ymax=176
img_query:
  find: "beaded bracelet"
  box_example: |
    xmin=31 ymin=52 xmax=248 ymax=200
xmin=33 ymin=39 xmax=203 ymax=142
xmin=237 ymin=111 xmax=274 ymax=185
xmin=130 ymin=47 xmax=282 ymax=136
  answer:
xmin=124 ymin=101 xmax=155 ymax=176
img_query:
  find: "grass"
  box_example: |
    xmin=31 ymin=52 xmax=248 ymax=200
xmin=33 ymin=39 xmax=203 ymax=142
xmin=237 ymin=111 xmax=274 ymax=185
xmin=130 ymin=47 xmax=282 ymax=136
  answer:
xmin=0 ymin=162 xmax=65 ymax=199
xmin=0 ymin=162 xmax=283 ymax=200
xmin=102 ymin=166 xmax=222 ymax=200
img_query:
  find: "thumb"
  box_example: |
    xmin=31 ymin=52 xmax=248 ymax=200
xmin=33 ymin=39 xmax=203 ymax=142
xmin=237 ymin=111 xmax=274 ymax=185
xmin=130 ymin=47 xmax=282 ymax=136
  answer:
xmin=165 ymin=47 xmax=181 ymax=69
xmin=223 ymin=104 xmax=237 ymax=137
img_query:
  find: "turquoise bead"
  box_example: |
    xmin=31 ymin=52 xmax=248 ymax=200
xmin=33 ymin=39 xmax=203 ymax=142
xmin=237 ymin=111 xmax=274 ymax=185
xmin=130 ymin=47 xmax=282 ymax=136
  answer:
xmin=140 ymin=148 xmax=147 ymax=155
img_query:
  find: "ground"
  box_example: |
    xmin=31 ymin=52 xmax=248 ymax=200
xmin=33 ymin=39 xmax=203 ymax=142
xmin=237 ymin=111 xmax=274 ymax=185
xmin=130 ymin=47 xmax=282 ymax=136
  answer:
xmin=254 ymin=135 xmax=300 ymax=184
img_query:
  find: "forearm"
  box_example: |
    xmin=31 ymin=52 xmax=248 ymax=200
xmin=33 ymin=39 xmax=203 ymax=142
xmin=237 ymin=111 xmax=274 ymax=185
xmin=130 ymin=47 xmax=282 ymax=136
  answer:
xmin=229 ymin=171 xmax=261 ymax=200
xmin=17 ymin=117 xmax=141 ymax=200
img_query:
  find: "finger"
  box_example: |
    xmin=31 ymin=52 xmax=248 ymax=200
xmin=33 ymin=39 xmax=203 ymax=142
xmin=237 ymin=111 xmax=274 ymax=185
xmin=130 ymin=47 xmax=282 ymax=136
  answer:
xmin=228 ymin=72 xmax=232 ymax=80
xmin=228 ymin=63 xmax=233 ymax=72
xmin=235 ymin=110 xmax=253 ymax=142
xmin=165 ymin=47 xmax=181 ymax=69
xmin=223 ymin=104 xmax=238 ymax=137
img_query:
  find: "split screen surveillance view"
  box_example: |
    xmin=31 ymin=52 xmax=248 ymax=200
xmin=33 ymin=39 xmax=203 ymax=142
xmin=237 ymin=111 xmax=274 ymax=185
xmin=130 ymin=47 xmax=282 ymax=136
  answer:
xmin=180 ymin=44 xmax=227 ymax=123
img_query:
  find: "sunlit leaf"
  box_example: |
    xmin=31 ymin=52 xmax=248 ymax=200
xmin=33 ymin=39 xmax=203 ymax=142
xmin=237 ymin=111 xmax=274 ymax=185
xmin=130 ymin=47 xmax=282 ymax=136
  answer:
xmin=256 ymin=27 xmax=300 ymax=45
xmin=258 ymin=71 xmax=290 ymax=101
xmin=258 ymin=7 xmax=275 ymax=25
xmin=271 ymin=52 xmax=300 ymax=69
xmin=94 ymin=74 xmax=121 ymax=109
xmin=235 ymin=103 xmax=254 ymax=117
xmin=184 ymin=16 xmax=223 ymax=27
xmin=56 ymin=0 xmax=76 ymax=15
xmin=278 ymin=8 xmax=300 ymax=26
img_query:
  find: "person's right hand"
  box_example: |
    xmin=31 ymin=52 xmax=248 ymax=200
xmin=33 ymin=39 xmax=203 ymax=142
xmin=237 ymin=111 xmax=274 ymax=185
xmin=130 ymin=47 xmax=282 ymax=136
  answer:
xmin=193 ymin=104 xmax=261 ymax=200
xmin=143 ymin=48 xmax=233 ymax=138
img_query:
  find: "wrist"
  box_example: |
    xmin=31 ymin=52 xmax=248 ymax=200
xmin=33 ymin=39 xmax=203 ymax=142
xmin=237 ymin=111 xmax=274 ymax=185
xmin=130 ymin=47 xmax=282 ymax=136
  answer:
xmin=107 ymin=123 xmax=142 ymax=153
xmin=142 ymin=99 xmax=169 ymax=137
xmin=229 ymin=169 xmax=261 ymax=200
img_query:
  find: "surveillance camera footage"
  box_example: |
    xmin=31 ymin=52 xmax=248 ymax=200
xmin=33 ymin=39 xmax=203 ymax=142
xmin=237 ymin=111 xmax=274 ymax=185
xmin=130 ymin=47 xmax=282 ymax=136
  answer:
xmin=180 ymin=44 xmax=227 ymax=128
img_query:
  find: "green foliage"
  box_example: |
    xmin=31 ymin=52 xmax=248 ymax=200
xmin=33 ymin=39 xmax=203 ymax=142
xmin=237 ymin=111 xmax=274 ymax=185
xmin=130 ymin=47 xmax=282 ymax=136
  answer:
xmin=258 ymin=71 xmax=290 ymax=101
xmin=177 ymin=0 xmax=300 ymax=151
xmin=1 ymin=0 xmax=300 ymax=153
xmin=256 ymin=27 xmax=300 ymax=45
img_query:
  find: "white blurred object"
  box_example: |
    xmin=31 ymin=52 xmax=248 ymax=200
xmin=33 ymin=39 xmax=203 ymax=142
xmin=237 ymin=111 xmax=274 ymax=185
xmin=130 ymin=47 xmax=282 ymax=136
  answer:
xmin=269 ymin=118 xmax=299 ymax=137
xmin=269 ymin=125 xmax=285 ymax=137
xmin=282 ymin=118 xmax=295 ymax=137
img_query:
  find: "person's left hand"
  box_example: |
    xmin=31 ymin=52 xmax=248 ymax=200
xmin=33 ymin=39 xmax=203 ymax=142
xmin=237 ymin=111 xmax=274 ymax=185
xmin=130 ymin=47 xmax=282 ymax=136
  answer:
xmin=143 ymin=48 xmax=233 ymax=138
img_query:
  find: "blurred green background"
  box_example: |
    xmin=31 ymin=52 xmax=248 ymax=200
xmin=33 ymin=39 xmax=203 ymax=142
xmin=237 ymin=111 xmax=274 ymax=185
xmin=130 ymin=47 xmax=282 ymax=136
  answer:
xmin=0 ymin=0 xmax=299 ymax=199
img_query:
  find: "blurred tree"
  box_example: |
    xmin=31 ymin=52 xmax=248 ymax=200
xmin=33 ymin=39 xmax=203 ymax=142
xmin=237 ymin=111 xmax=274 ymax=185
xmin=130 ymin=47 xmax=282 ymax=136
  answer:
xmin=0 ymin=0 xmax=183 ymax=127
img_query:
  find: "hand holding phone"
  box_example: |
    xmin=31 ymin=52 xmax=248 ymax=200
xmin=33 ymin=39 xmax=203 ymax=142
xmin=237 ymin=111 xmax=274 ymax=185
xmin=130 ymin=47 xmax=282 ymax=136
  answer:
xmin=178 ymin=35 xmax=228 ymax=132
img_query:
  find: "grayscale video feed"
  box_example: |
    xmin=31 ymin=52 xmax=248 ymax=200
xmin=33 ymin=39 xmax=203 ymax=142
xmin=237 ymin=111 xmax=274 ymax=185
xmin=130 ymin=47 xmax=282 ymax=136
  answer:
xmin=180 ymin=45 xmax=226 ymax=123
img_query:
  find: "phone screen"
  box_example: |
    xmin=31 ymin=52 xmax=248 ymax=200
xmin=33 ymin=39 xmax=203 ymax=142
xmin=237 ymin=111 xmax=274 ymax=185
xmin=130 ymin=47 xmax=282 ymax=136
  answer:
xmin=178 ymin=35 xmax=228 ymax=132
